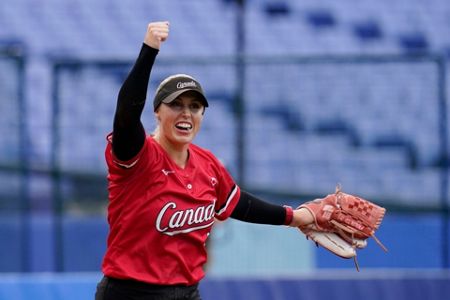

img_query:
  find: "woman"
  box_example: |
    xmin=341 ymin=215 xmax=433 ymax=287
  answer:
xmin=95 ymin=21 xmax=314 ymax=300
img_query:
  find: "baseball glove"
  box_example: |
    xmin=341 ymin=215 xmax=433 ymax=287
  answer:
xmin=298 ymin=186 xmax=387 ymax=270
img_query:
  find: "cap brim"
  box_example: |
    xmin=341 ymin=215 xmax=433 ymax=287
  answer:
xmin=161 ymin=89 xmax=208 ymax=107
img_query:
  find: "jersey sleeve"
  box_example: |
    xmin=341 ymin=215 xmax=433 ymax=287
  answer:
xmin=213 ymin=159 xmax=241 ymax=221
xmin=105 ymin=133 xmax=150 ymax=174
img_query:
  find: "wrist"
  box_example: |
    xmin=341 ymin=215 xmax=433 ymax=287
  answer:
xmin=283 ymin=205 xmax=294 ymax=226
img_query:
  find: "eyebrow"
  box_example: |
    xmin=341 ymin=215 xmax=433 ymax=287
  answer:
xmin=173 ymin=97 xmax=203 ymax=104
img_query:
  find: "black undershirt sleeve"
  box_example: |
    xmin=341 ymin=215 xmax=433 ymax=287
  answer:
xmin=112 ymin=43 xmax=159 ymax=161
xmin=230 ymin=190 xmax=287 ymax=225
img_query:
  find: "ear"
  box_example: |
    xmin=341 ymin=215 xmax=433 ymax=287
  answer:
xmin=154 ymin=110 xmax=161 ymax=122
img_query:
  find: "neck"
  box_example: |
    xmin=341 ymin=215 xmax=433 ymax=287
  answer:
xmin=154 ymin=135 xmax=189 ymax=168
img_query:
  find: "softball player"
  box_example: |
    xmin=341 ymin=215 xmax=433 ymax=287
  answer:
xmin=95 ymin=21 xmax=314 ymax=300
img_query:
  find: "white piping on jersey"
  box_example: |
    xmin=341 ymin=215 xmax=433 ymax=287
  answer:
xmin=216 ymin=185 xmax=238 ymax=216
xmin=160 ymin=221 xmax=215 ymax=236
xmin=113 ymin=158 xmax=139 ymax=169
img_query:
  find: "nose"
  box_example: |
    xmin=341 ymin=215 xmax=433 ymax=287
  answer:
xmin=181 ymin=105 xmax=191 ymax=116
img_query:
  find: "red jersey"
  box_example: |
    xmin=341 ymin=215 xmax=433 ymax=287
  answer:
xmin=102 ymin=134 xmax=240 ymax=285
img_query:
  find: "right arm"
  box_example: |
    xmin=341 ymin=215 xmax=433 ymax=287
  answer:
xmin=112 ymin=21 xmax=169 ymax=161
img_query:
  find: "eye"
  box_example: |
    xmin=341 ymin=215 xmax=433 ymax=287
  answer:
xmin=168 ymin=101 xmax=183 ymax=109
xmin=190 ymin=102 xmax=203 ymax=110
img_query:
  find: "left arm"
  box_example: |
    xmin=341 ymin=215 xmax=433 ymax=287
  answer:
xmin=230 ymin=191 xmax=313 ymax=227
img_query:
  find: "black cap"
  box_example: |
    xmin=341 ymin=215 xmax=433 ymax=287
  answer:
xmin=153 ymin=74 xmax=208 ymax=111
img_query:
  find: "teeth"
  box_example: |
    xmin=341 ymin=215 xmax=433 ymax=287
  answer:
xmin=176 ymin=122 xmax=192 ymax=130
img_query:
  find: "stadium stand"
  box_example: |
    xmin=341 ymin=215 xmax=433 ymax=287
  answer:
xmin=0 ymin=0 xmax=449 ymax=277
xmin=0 ymin=0 xmax=448 ymax=215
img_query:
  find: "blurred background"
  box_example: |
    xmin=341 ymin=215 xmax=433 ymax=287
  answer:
xmin=0 ymin=0 xmax=450 ymax=299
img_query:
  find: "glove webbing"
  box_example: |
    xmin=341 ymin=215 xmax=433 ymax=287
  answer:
xmin=334 ymin=187 xmax=388 ymax=253
xmin=332 ymin=186 xmax=387 ymax=271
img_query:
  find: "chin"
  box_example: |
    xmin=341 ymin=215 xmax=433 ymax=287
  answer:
xmin=173 ymin=135 xmax=194 ymax=146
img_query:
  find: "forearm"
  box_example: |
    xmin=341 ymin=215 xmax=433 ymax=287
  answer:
xmin=231 ymin=191 xmax=313 ymax=226
xmin=116 ymin=43 xmax=158 ymax=110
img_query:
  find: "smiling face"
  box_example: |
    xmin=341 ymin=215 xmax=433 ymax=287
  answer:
xmin=154 ymin=91 xmax=205 ymax=152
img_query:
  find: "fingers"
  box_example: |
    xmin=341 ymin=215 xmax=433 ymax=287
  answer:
xmin=144 ymin=21 xmax=170 ymax=49
xmin=150 ymin=21 xmax=170 ymax=41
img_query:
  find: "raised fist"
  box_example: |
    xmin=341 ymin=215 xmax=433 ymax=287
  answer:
xmin=144 ymin=21 xmax=170 ymax=49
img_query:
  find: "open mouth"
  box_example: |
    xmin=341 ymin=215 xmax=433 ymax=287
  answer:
xmin=175 ymin=122 xmax=192 ymax=131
